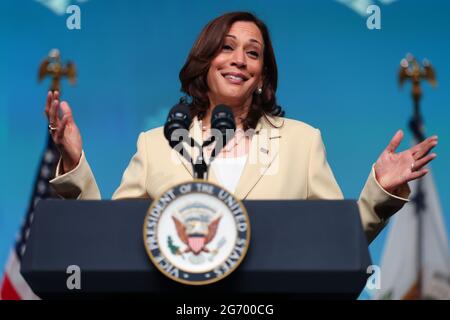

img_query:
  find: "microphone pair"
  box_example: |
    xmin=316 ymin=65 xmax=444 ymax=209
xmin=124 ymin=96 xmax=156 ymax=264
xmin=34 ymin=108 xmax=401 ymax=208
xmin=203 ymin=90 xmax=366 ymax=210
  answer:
xmin=163 ymin=103 xmax=237 ymax=179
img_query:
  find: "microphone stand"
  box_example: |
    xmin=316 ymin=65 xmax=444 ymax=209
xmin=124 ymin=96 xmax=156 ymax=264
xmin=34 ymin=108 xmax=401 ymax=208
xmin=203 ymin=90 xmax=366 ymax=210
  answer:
xmin=192 ymin=131 xmax=233 ymax=180
xmin=168 ymin=120 xmax=235 ymax=180
xmin=193 ymin=139 xmax=209 ymax=180
xmin=171 ymin=134 xmax=214 ymax=180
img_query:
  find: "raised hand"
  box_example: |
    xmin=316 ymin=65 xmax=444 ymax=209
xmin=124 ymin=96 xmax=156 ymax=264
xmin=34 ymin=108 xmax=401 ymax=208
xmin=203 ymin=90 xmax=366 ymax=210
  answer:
xmin=44 ymin=91 xmax=83 ymax=173
xmin=374 ymin=130 xmax=438 ymax=195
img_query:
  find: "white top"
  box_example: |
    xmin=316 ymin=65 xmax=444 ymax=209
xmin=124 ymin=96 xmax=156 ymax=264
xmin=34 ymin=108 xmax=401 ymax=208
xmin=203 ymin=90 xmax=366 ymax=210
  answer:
xmin=210 ymin=155 xmax=248 ymax=193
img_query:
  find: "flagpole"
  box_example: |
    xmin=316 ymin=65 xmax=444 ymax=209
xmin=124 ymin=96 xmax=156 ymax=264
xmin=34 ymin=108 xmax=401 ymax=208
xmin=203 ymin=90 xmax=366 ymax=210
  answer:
xmin=410 ymin=100 xmax=425 ymax=299
xmin=399 ymin=53 xmax=437 ymax=299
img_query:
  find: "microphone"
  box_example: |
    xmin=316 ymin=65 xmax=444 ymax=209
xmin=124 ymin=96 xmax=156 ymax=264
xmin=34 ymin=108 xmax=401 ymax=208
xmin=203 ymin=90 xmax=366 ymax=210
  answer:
xmin=208 ymin=105 xmax=236 ymax=160
xmin=211 ymin=104 xmax=236 ymax=135
xmin=163 ymin=103 xmax=192 ymax=148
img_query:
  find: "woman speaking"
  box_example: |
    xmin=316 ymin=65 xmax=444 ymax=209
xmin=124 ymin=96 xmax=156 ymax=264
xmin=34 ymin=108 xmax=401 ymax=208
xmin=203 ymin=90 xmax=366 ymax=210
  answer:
xmin=45 ymin=12 xmax=438 ymax=243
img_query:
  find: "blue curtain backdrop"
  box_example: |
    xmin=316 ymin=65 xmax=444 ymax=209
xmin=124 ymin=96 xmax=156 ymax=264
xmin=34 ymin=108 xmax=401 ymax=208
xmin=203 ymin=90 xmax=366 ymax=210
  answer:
xmin=1 ymin=0 xmax=449 ymax=299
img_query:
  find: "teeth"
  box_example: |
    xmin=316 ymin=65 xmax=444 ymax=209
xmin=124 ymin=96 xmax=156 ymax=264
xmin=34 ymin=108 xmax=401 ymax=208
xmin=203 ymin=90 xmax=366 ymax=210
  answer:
xmin=225 ymin=74 xmax=244 ymax=81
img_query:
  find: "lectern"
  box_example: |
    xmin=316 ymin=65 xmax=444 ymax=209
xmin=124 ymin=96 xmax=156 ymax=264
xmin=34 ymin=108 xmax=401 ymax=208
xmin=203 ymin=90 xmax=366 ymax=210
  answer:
xmin=21 ymin=199 xmax=371 ymax=299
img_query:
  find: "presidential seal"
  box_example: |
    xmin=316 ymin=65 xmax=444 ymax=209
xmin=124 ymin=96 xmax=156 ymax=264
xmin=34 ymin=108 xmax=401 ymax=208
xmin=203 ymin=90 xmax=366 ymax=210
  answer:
xmin=143 ymin=181 xmax=250 ymax=285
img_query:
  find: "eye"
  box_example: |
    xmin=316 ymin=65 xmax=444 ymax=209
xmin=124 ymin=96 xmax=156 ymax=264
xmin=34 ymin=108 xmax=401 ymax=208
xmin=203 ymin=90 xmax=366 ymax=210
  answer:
xmin=222 ymin=44 xmax=233 ymax=51
xmin=248 ymin=51 xmax=260 ymax=58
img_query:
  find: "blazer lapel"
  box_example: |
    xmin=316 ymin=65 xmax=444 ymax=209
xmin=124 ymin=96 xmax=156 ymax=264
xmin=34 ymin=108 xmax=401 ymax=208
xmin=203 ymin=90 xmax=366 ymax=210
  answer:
xmin=174 ymin=148 xmax=193 ymax=178
xmin=234 ymin=116 xmax=284 ymax=199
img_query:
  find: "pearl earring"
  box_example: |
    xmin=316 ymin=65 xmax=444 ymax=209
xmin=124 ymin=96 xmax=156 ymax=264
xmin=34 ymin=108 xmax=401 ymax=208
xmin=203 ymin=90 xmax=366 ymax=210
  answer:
xmin=256 ymin=87 xmax=263 ymax=95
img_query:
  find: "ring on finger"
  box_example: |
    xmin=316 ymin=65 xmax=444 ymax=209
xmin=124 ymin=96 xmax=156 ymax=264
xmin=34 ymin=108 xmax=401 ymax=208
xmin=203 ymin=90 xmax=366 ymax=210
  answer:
xmin=48 ymin=124 xmax=58 ymax=131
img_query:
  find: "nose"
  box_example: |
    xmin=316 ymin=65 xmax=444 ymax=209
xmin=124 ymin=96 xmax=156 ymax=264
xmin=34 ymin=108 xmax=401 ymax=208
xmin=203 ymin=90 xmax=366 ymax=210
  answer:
xmin=231 ymin=48 xmax=246 ymax=68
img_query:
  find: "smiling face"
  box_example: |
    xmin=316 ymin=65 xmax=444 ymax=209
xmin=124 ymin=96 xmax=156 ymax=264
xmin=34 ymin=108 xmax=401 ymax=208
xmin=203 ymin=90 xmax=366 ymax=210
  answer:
xmin=206 ymin=21 xmax=264 ymax=113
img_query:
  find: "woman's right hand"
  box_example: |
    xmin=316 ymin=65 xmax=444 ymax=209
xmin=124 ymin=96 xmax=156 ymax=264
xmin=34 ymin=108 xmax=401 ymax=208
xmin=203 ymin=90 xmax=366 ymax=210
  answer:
xmin=44 ymin=90 xmax=83 ymax=173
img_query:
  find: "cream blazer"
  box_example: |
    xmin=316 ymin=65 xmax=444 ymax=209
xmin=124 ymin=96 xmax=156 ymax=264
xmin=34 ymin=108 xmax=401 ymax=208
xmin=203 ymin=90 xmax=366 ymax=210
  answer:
xmin=50 ymin=115 xmax=410 ymax=243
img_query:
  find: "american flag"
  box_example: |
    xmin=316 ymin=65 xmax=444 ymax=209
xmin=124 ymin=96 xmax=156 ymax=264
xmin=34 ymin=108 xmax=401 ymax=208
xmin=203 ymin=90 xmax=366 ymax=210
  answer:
xmin=0 ymin=134 xmax=60 ymax=300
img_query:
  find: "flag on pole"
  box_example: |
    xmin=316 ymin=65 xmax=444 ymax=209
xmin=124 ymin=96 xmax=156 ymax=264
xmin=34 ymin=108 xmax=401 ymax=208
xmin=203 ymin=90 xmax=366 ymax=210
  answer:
xmin=0 ymin=135 xmax=60 ymax=300
xmin=373 ymin=168 xmax=450 ymax=300
xmin=374 ymin=53 xmax=449 ymax=300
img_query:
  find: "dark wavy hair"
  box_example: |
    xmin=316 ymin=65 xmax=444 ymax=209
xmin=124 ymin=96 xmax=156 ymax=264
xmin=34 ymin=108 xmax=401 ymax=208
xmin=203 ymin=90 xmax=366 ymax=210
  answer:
xmin=179 ymin=11 xmax=284 ymax=130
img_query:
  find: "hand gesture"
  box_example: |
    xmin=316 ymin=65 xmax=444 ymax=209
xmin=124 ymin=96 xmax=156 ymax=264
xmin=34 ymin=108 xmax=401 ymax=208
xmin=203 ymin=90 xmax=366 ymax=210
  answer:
xmin=44 ymin=91 xmax=83 ymax=173
xmin=374 ymin=130 xmax=438 ymax=195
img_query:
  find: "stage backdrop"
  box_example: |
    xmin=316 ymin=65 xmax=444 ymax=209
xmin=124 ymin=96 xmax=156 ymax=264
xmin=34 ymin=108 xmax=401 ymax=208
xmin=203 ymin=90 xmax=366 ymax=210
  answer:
xmin=1 ymin=0 xmax=449 ymax=299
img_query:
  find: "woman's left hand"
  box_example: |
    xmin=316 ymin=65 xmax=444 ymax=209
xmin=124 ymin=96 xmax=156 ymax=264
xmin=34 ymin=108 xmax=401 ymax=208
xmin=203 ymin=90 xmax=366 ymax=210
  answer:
xmin=374 ymin=130 xmax=438 ymax=195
